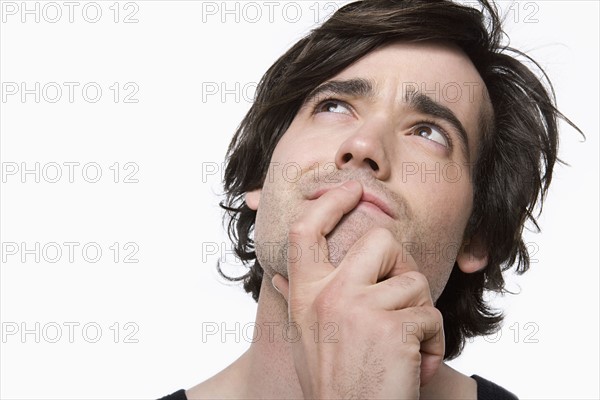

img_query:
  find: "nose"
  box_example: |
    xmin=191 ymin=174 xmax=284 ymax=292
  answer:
xmin=334 ymin=120 xmax=391 ymax=181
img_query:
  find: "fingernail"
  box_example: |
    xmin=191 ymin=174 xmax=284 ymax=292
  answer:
xmin=342 ymin=180 xmax=360 ymax=191
xmin=271 ymin=276 xmax=281 ymax=294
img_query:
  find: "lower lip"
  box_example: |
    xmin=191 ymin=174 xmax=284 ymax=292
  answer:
xmin=357 ymin=201 xmax=391 ymax=218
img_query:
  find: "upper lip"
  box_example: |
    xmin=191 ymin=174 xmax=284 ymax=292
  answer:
xmin=308 ymin=185 xmax=396 ymax=219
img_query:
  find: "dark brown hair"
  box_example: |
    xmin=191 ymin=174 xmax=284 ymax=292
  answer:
xmin=218 ymin=0 xmax=581 ymax=359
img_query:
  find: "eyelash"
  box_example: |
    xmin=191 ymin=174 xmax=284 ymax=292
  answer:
xmin=412 ymin=118 xmax=453 ymax=150
xmin=311 ymin=97 xmax=454 ymax=149
xmin=311 ymin=97 xmax=354 ymax=115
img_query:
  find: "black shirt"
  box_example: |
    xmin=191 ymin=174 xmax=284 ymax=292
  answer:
xmin=158 ymin=375 xmax=518 ymax=399
xmin=157 ymin=389 xmax=186 ymax=400
xmin=472 ymin=375 xmax=519 ymax=400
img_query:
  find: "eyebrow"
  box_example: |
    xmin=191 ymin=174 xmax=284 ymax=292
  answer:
xmin=304 ymin=78 xmax=471 ymax=160
xmin=304 ymin=78 xmax=375 ymax=104
xmin=405 ymin=90 xmax=470 ymax=160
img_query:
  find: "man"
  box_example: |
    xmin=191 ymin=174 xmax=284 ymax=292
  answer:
xmin=161 ymin=0 xmax=580 ymax=398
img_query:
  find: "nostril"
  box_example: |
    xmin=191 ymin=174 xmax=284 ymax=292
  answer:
xmin=367 ymin=158 xmax=379 ymax=171
xmin=340 ymin=153 xmax=379 ymax=172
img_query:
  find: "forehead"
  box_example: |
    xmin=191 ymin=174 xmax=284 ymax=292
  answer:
xmin=325 ymin=41 xmax=490 ymax=157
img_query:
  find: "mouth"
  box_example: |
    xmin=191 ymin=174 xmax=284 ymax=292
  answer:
xmin=357 ymin=193 xmax=395 ymax=219
xmin=309 ymin=186 xmax=396 ymax=219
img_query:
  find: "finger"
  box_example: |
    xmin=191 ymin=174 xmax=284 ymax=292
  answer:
xmin=272 ymin=273 xmax=289 ymax=302
xmin=420 ymin=350 xmax=444 ymax=387
xmin=287 ymin=180 xmax=363 ymax=284
xmin=336 ymin=227 xmax=418 ymax=285
xmin=395 ymin=306 xmax=444 ymax=386
xmin=367 ymin=271 xmax=433 ymax=311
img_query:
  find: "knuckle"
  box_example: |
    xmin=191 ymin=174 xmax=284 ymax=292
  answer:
xmin=401 ymin=270 xmax=430 ymax=291
xmin=415 ymin=305 xmax=444 ymax=325
xmin=288 ymin=220 xmax=311 ymax=240
xmin=367 ymin=227 xmax=397 ymax=245
xmin=426 ymin=306 xmax=444 ymax=324
xmin=385 ymin=274 xmax=415 ymax=289
xmin=289 ymin=302 xmax=308 ymax=318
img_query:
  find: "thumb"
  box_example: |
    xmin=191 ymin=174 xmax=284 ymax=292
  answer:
xmin=272 ymin=273 xmax=289 ymax=302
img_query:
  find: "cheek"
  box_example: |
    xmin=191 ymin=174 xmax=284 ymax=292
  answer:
xmin=271 ymin=124 xmax=308 ymax=161
xmin=270 ymin=127 xmax=338 ymax=171
xmin=400 ymin=157 xmax=474 ymax=219
xmin=403 ymin=182 xmax=472 ymax=302
xmin=419 ymin=184 xmax=472 ymax=230
xmin=401 ymin=172 xmax=474 ymax=253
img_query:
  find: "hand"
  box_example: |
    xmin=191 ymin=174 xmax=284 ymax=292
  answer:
xmin=272 ymin=180 xmax=444 ymax=399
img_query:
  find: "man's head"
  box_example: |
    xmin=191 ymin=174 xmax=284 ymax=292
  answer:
xmin=245 ymin=41 xmax=491 ymax=304
xmin=219 ymin=0 xmax=572 ymax=359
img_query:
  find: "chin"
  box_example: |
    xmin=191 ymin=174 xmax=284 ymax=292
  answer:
xmin=325 ymin=209 xmax=379 ymax=267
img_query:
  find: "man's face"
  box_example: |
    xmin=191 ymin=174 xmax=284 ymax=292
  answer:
xmin=248 ymin=42 xmax=490 ymax=301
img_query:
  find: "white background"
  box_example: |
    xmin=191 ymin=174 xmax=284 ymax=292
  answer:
xmin=0 ymin=1 xmax=598 ymax=399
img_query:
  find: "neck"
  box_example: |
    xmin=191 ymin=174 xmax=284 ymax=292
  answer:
xmin=187 ymin=275 xmax=303 ymax=399
xmin=186 ymin=275 xmax=476 ymax=399
xmin=241 ymin=274 xmax=304 ymax=398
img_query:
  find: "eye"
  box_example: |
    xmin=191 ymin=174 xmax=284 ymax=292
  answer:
xmin=413 ymin=123 xmax=450 ymax=148
xmin=313 ymin=99 xmax=353 ymax=116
